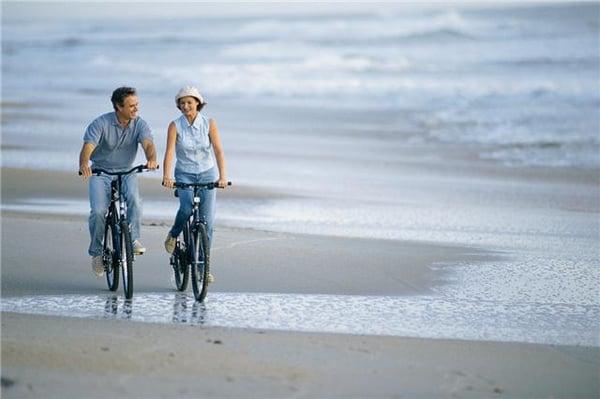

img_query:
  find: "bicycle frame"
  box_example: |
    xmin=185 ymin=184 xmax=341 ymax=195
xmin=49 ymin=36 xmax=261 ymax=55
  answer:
xmin=107 ymin=176 xmax=127 ymax=277
xmin=180 ymin=185 xmax=208 ymax=263
xmin=110 ymin=175 xmax=128 ymax=222
xmin=174 ymin=180 xmax=231 ymax=247
xmin=92 ymin=164 xmax=151 ymax=227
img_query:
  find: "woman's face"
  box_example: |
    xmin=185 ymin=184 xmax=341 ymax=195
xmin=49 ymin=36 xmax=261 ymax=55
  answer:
xmin=178 ymin=96 xmax=200 ymax=116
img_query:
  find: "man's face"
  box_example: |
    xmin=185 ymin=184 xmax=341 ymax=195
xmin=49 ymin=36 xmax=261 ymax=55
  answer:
xmin=116 ymin=95 xmax=139 ymax=120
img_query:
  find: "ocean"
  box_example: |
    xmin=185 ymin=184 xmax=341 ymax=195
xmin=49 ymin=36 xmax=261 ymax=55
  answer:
xmin=2 ymin=2 xmax=599 ymax=170
xmin=2 ymin=2 xmax=599 ymax=346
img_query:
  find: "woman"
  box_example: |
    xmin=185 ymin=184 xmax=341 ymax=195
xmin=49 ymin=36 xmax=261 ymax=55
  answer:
xmin=162 ymin=86 xmax=228 ymax=283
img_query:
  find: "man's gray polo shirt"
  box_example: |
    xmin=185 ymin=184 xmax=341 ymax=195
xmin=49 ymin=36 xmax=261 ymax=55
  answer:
xmin=83 ymin=112 xmax=153 ymax=172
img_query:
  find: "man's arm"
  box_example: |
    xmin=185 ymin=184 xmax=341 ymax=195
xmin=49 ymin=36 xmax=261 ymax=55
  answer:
xmin=79 ymin=142 xmax=96 ymax=179
xmin=141 ymin=138 xmax=158 ymax=169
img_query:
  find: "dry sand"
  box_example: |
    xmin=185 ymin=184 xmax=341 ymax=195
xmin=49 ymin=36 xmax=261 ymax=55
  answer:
xmin=2 ymin=168 xmax=599 ymax=398
xmin=3 ymin=312 xmax=598 ymax=399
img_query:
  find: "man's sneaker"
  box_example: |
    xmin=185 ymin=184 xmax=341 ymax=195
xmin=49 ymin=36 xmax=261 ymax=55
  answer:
xmin=133 ymin=240 xmax=146 ymax=255
xmin=207 ymin=272 xmax=215 ymax=284
xmin=164 ymin=234 xmax=176 ymax=254
xmin=92 ymin=256 xmax=104 ymax=277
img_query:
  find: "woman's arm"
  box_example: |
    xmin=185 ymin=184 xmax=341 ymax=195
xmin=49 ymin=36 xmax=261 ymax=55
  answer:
xmin=162 ymin=121 xmax=177 ymax=188
xmin=209 ymin=118 xmax=228 ymax=188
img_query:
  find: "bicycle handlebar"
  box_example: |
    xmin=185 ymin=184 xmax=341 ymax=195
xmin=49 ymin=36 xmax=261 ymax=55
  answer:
xmin=78 ymin=164 xmax=159 ymax=176
xmin=174 ymin=181 xmax=232 ymax=190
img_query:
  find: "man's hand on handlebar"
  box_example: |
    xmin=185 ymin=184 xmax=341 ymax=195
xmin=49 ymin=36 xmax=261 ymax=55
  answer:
xmin=79 ymin=164 xmax=92 ymax=179
xmin=146 ymin=160 xmax=159 ymax=170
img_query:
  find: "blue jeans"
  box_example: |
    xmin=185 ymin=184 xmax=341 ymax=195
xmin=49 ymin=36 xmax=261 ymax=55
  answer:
xmin=88 ymin=173 xmax=141 ymax=257
xmin=169 ymin=168 xmax=217 ymax=247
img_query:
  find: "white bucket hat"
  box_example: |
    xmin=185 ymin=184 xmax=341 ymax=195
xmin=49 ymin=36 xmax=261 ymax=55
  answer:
xmin=175 ymin=86 xmax=205 ymax=105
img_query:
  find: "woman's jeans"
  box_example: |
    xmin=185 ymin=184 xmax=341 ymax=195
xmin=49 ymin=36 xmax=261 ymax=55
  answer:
xmin=169 ymin=168 xmax=217 ymax=248
xmin=88 ymin=173 xmax=141 ymax=257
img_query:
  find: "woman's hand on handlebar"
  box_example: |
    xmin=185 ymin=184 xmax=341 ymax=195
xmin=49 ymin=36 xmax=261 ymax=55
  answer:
xmin=216 ymin=178 xmax=229 ymax=189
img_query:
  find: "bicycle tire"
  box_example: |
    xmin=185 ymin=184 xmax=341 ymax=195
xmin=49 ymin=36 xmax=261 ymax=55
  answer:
xmin=120 ymin=220 xmax=134 ymax=299
xmin=172 ymin=232 xmax=189 ymax=291
xmin=190 ymin=223 xmax=210 ymax=302
xmin=104 ymin=211 xmax=120 ymax=291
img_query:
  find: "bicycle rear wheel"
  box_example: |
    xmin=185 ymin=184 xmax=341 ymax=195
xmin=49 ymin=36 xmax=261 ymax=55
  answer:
xmin=190 ymin=223 xmax=210 ymax=302
xmin=120 ymin=220 xmax=134 ymax=299
xmin=171 ymin=233 xmax=189 ymax=291
xmin=103 ymin=211 xmax=120 ymax=291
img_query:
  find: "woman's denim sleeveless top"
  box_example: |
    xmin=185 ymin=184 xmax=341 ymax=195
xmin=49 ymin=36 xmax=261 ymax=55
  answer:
xmin=174 ymin=114 xmax=215 ymax=174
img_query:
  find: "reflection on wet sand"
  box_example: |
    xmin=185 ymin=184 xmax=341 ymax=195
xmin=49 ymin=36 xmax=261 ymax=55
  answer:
xmin=101 ymin=293 xmax=206 ymax=325
xmin=103 ymin=295 xmax=132 ymax=320
xmin=2 ymin=292 xmax=598 ymax=346
xmin=171 ymin=293 xmax=206 ymax=325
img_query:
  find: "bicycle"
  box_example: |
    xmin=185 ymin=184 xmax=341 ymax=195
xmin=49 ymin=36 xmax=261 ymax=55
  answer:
xmin=80 ymin=164 xmax=156 ymax=299
xmin=170 ymin=181 xmax=231 ymax=302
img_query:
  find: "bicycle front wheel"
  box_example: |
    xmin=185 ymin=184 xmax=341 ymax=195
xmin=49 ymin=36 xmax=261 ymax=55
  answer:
xmin=120 ymin=220 xmax=134 ymax=299
xmin=103 ymin=212 xmax=120 ymax=291
xmin=171 ymin=232 xmax=189 ymax=292
xmin=190 ymin=223 xmax=210 ymax=302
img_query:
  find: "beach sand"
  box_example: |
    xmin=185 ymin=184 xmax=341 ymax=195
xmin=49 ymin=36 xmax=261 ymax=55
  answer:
xmin=2 ymin=168 xmax=599 ymax=398
xmin=3 ymin=312 xmax=598 ymax=399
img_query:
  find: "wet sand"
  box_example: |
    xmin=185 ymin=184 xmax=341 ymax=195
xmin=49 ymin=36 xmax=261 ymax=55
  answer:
xmin=2 ymin=167 xmax=599 ymax=398
xmin=1 ymin=214 xmax=491 ymax=298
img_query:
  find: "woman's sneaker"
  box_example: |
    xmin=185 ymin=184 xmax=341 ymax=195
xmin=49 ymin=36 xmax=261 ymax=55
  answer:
xmin=133 ymin=240 xmax=146 ymax=255
xmin=164 ymin=234 xmax=176 ymax=254
xmin=92 ymin=256 xmax=104 ymax=277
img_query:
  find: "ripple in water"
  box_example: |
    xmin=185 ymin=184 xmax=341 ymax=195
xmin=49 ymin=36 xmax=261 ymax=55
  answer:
xmin=2 ymin=292 xmax=598 ymax=347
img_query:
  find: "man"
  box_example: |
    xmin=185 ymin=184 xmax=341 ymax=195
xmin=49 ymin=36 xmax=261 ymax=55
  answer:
xmin=79 ymin=86 xmax=158 ymax=277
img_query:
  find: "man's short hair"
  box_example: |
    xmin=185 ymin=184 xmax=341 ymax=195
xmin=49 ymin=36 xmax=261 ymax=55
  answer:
xmin=111 ymin=87 xmax=137 ymax=110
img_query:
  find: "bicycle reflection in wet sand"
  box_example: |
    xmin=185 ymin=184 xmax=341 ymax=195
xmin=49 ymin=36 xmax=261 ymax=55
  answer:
xmin=171 ymin=293 xmax=207 ymax=325
xmin=103 ymin=295 xmax=132 ymax=320
xmin=102 ymin=294 xmax=206 ymax=325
